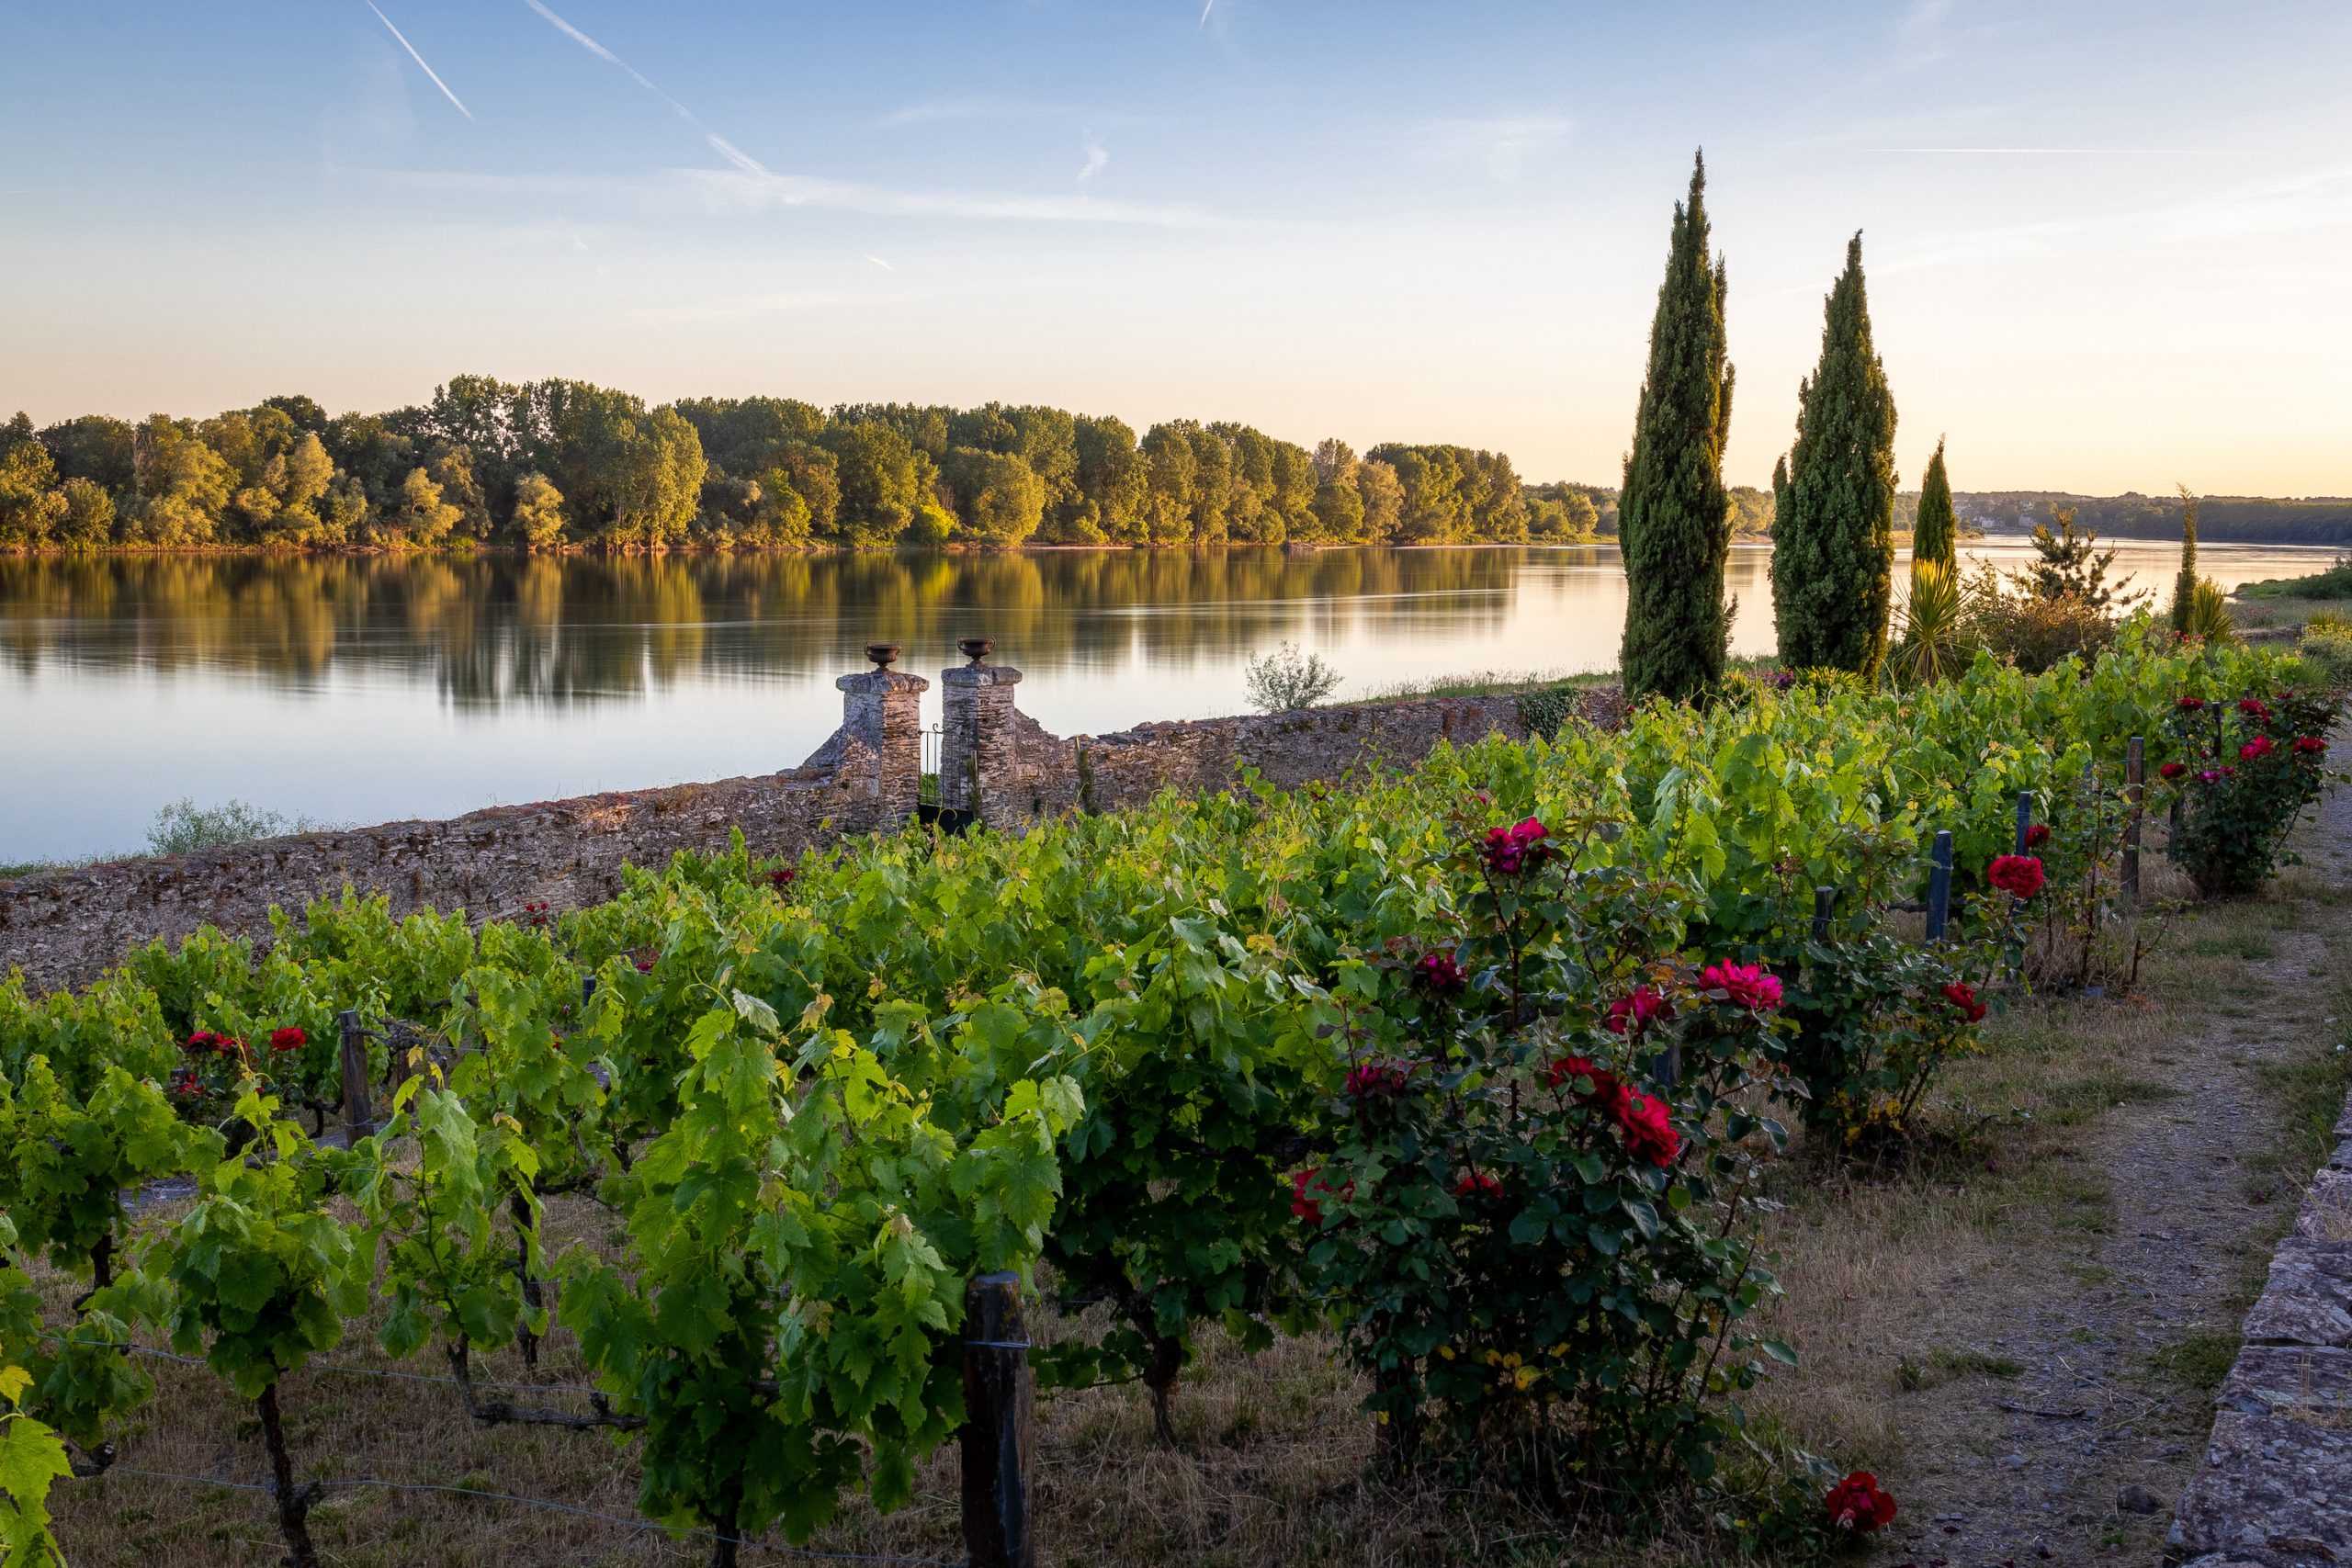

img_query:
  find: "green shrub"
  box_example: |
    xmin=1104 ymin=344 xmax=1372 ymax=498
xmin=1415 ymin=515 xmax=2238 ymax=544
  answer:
xmin=2162 ymin=689 xmax=2336 ymax=896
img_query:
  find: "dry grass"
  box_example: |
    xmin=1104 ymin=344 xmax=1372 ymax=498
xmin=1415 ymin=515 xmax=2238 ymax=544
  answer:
xmin=41 ymin=855 xmax=2352 ymax=1568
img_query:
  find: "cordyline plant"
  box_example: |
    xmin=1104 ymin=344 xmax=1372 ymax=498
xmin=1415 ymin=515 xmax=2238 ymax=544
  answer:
xmin=2161 ymin=690 xmax=2337 ymax=897
xmin=1299 ymin=808 xmax=1797 ymax=1510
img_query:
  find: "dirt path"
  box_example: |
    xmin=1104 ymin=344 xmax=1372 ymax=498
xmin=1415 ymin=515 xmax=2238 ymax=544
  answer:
xmin=1877 ymin=780 xmax=2352 ymax=1566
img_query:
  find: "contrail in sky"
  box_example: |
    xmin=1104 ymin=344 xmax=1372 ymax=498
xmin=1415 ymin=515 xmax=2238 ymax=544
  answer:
xmin=367 ymin=1 xmax=472 ymax=118
xmin=1198 ymin=0 xmax=1215 ymax=31
xmin=521 ymin=0 xmax=769 ymax=175
xmin=864 ymin=254 xmax=896 ymax=273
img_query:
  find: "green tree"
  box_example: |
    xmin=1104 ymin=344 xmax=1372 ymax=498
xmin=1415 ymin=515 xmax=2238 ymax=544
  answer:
xmin=511 ymin=471 xmax=567 ymax=549
xmin=1771 ymin=232 xmax=1898 ymax=680
xmin=381 ymin=466 xmax=461 ymax=547
xmin=55 ymin=476 xmax=117 ymax=546
xmin=943 ymin=446 xmax=1046 ymax=546
xmin=2170 ymin=485 xmax=2199 ymax=633
xmin=1913 ymin=437 xmax=1956 ymax=571
xmin=1355 ymin=457 xmax=1404 ymax=541
xmin=1138 ymin=423 xmax=1199 ymax=545
xmin=0 ymin=413 xmax=67 ymax=545
xmin=1068 ymin=414 xmax=1143 ymax=544
xmin=40 ymin=414 xmax=137 ymax=494
xmin=1618 ymin=152 xmax=1736 ymax=701
xmin=819 ymin=421 xmax=928 ymax=548
xmin=128 ymin=416 xmax=232 ymax=546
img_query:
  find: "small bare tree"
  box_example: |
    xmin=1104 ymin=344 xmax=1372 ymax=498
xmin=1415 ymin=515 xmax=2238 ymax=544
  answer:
xmin=1244 ymin=642 xmax=1343 ymax=713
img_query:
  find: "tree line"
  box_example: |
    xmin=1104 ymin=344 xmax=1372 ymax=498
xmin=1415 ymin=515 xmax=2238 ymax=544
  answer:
xmin=0 ymin=382 xmax=1643 ymax=553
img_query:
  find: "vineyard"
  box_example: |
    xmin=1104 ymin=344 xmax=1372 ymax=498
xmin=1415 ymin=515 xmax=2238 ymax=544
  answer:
xmin=0 ymin=629 xmax=2339 ymax=1568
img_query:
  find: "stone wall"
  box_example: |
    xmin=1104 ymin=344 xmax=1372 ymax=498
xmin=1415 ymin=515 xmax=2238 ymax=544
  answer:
xmin=0 ymin=741 xmax=888 ymax=996
xmin=2 ymin=651 xmax=1624 ymax=995
xmin=2169 ymin=1089 xmax=2352 ymax=1565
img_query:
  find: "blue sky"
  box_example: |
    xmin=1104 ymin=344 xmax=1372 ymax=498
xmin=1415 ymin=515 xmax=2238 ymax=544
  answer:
xmin=5 ymin=0 xmax=2348 ymax=492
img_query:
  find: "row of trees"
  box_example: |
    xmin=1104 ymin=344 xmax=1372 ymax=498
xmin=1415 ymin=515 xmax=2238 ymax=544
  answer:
xmin=0 ymin=386 xmax=1624 ymax=554
xmin=1618 ymin=154 xmax=1945 ymax=698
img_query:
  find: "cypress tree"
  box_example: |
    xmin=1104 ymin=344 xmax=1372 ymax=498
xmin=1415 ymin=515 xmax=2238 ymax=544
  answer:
xmin=2169 ymin=485 xmax=2199 ymax=633
xmin=1771 ymin=233 xmax=1898 ymax=680
xmin=1618 ymin=152 xmax=1735 ymax=702
xmin=1913 ymin=436 xmax=1956 ymax=572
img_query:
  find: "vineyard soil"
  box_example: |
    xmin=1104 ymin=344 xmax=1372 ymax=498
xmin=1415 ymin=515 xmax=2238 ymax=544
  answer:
xmin=33 ymin=768 xmax=2349 ymax=1567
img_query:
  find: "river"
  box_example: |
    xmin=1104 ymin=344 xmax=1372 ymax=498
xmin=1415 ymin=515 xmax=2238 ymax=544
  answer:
xmin=0 ymin=539 xmax=2332 ymax=863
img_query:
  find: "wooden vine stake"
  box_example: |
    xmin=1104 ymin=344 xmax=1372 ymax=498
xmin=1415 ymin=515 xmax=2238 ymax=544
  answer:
xmin=962 ymin=1272 xmax=1036 ymax=1568
xmin=2122 ymin=735 xmax=2145 ymax=909
xmin=337 ymin=1010 xmax=373 ymax=1145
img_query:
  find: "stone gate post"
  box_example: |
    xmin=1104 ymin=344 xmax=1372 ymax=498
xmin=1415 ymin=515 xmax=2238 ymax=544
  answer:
xmin=836 ymin=643 xmax=927 ymax=827
xmin=939 ymin=637 xmax=1021 ymax=823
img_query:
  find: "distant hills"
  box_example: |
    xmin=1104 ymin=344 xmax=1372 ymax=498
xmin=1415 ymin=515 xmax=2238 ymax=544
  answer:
xmin=1954 ymin=492 xmax=2352 ymax=545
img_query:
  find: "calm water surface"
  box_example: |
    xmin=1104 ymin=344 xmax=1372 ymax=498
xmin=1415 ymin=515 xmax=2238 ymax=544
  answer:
xmin=0 ymin=540 xmax=2332 ymax=863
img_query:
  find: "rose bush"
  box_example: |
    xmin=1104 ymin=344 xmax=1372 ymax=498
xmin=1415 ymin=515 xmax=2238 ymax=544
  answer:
xmin=2163 ymin=685 xmax=2337 ymax=895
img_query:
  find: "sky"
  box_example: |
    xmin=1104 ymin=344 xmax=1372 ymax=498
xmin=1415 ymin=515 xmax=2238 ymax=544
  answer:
xmin=3 ymin=0 xmax=2348 ymax=495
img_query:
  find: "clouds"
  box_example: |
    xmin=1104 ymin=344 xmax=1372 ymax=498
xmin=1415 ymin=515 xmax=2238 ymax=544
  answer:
xmin=1397 ymin=114 xmax=1573 ymax=179
xmin=1079 ymin=139 xmax=1109 ymax=183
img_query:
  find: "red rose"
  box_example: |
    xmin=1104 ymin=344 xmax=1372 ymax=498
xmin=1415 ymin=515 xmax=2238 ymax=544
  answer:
xmin=267 ymin=1027 xmax=306 ymax=1054
xmin=1345 ymin=1061 xmax=1410 ymax=1101
xmin=2296 ymin=736 xmax=2327 ymax=754
xmin=1612 ymin=1089 xmax=1681 ymax=1167
xmin=1289 ymin=1168 xmax=1351 ymax=1226
xmin=2025 ymin=823 xmax=2051 ymax=848
xmin=1604 ymin=985 xmax=1674 ymax=1035
xmin=2241 ymin=735 xmax=2276 ymax=762
xmin=766 ymin=867 xmax=796 ymax=888
xmin=2159 ymin=761 xmax=2187 ymax=780
xmin=2177 ymin=695 xmax=2207 ymax=711
xmin=183 ymin=1031 xmax=220 ymax=1055
xmin=1987 ymin=854 xmax=2045 ymax=899
xmin=1414 ymin=953 xmax=1466 ymax=994
xmin=1699 ymin=961 xmax=1783 ymax=1011
xmin=1825 ymin=1471 xmax=1897 ymax=1531
xmin=633 ymin=956 xmax=655 ymax=973
xmin=2239 ymin=696 xmax=2272 ymax=721
xmin=1452 ymin=1170 xmax=1501 ymax=1199
xmin=1482 ymin=818 xmax=1551 ymax=876
xmin=1940 ymin=981 xmax=1988 ymax=1023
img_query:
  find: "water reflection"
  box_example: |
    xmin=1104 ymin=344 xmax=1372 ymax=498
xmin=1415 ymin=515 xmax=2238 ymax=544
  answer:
xmin=0 ymin=541 xmax=2334 ymax=863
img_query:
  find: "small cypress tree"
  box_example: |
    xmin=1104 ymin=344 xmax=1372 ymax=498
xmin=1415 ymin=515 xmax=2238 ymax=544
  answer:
xmin=1618 ymin=152 xmax=1735 ymax=703
xmin=2169 ymin=484 xmax=2199 ymax=633
xmin=1771 ymin=233 xmax=1898 ymax=680
xmin=1913 ymin=436 xmax=1956 ymax=572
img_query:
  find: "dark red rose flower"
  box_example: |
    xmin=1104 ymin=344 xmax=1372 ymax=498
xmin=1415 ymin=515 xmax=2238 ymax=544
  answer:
xmin=183 ymin=1031 xmax=220 ymax=1055
xmin=2241 ymin=735 xmax=2277 ymax=762
xmin=2025 ymin=823 xmax=2051 ymax=848
xmin=1453 ymin=1170 xmax=1501 ymax=1199
xmin=1481 ymin=818 xmax=1551 ymax=876
xmin=1987 ymin=854 xmax=2046 ymax=899
xmin=2159 ymin=761 xmax=2188 ymax=781
xmin=2177 ymin=694 xmax=2207 ymax=710
xmin=1289 ymin=1168 xmax=1351 ymax=1226
xmin=2295 ymin=735 xmax=2326 ymax=754
xmin=1612 ymin=1089 xmax=1681 ymax=1167
xmin=1825 ymin=1471 xmax=1898 ymax=1531
xmin=521 ymin=899 xmax=551 ymax=930
xmin=267 ymin=1027 xmax=306 ymax=1054
xmin=633 ymin=956 xmax=656 ymax=974
xmin=1940 ymin=981 xmax=1988 ymax=1024
xmin=1413 ymin=953 xmax=1466 ymax=994
xmin=2239 ymin=696 xmax=2272 ymax=721
xmin=766 ymin=868 xmax=797 ymax=888
xmin=1604 ymin=985 xmax=1674 ymax=1036
xmin=1345 ymin=1061 xmax=1410 ymax=1102
xmin=1699 ymin=962 xmax=1783 ymax=1011
xmin=2220 ymin=765 xmax=2238 ymax=777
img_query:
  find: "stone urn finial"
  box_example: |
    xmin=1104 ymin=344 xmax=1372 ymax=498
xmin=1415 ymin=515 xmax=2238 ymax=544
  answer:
xmin=865 ymin=642 xmax=901 ymax=669
xmin=957 ymin=636 xmax=995 ymax=667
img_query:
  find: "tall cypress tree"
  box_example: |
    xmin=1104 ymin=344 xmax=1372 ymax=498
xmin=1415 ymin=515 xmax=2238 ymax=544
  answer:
xmin=1771 ymin=233 xmax=1898 ymax=679
xmin=1618 ymin=152 xmax=1735 ymax=702
xmin=1913 ymin=436 xmax=1955 ymax=572
xmin=2169 ymin=485 xmax=2199 ymax=633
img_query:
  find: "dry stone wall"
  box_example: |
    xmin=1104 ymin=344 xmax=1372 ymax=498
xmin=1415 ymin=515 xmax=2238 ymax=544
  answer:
xmin=2 ymin=654 xmax=1626 ymax=995
xmin=2170 ymin=1092 xmax=2352 ymax=1566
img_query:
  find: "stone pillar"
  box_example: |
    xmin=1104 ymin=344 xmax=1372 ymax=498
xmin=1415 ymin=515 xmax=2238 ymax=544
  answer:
xmin=836 ymin=645 xmax=928 ymax=826
xmin=940 ymin=643 xmax=1022 ymax=822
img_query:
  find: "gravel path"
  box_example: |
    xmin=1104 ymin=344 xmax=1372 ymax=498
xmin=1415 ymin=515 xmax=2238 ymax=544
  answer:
xmin=1876 ymin=777 xmax=2352 ymax=1568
